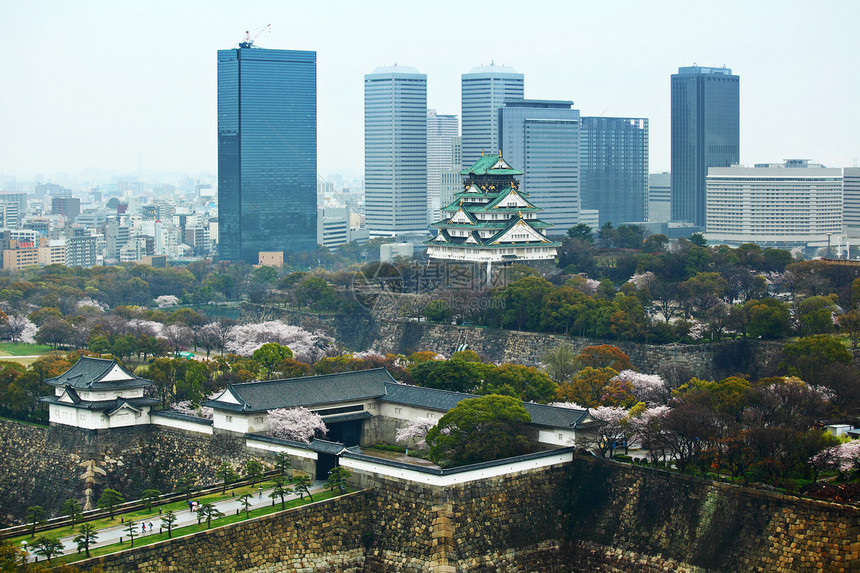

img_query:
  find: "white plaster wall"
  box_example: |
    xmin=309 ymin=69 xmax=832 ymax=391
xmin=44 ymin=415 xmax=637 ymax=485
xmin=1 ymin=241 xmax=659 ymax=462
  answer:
xmin=151 ymin=414 xmax=213 ymax=435
xmin=340 ymin=450 xmax=574 ymax=487
xmin=245 ymin=438 xmax=318 ymax=460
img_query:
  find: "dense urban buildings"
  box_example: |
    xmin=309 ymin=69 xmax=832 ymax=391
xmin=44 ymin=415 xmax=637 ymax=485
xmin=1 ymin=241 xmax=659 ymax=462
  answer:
xmin=580 ymin=117 xmax=649 ymax=226
xmin=427 ymin=153 xmax=560 ymax=275
xmin=703 ymin=160 xmax=842 ymax=253
xmin=461 ymin=64 xmax=524 ymax=169
xmin=364 ymin=65 xmax=428 ymax=236
xmin=217 ymin=44 xmax=318 ymax=263
xmin=499 ymin=100 xmax=581 ymax=234
xmin=671 ymin=66 xmax=739 ymax=228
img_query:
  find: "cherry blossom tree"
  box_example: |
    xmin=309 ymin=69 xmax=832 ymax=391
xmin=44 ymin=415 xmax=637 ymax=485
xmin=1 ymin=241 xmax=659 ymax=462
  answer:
xmin=587 ymin=406 xmax=631 ymax=459
xmin=155 ymin=295 xmax=181 ymax=308
xmin=76 ymin=297 xmax=108 ymax=312
xmin=626 ymin=405 xmax=671 ymax=463
xmin=7 ymin=314 xmax=36 ymax=344
xmin=173 ymin=400 xmax=213 ymax=419
xmin=225 ymin=321 xmax=334 ymax=363
xmin=395 ymin=418 xmax=436 ymax=449
xmin=267 ymin=407 xmax=327 ymax=443
xmin=612 ymin=370 xmax=669 ymax=406
xmin=809 ymin=440 xmax=860 ymax=481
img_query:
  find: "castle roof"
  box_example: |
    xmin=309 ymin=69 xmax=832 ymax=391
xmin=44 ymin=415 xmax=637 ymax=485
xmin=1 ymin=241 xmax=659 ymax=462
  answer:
xmin=203 ymin=368 xmax=395 ymax=413
xmin=45 ymin=356 xmax=152 ymax=390
xmin=460 ymin=153 xmax=523 ymax=176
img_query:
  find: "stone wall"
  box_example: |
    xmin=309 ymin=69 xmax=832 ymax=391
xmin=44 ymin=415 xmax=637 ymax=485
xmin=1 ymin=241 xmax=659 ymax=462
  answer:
xmin=563 ymin=456 xmax=860 ymax=573
xmin=0 ymin=420 xmax=259 ymax=522
xmin=372 ymin=321 xmax=784 ymax=381
xmin=75 ymin=490 xmax=372 ymax=573
xmin=248 ymin=301 xmax=784 ymax=381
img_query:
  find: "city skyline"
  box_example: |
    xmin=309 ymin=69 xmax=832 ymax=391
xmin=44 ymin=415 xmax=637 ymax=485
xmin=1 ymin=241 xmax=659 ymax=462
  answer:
xmin=1 ymin=0 xmax=858 ymax=181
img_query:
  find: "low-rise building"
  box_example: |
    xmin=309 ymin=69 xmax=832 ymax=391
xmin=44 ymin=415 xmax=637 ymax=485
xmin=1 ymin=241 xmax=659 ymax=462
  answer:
xmin=704 ymin=160 xmax=842 ymax=253
xmin=41 ymin=357 xmax=158 ymax=430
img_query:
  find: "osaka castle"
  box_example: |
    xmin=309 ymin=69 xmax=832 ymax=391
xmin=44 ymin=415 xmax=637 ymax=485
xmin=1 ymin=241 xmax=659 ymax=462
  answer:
xmin=426 ymin=152 xmax=560 ymax=274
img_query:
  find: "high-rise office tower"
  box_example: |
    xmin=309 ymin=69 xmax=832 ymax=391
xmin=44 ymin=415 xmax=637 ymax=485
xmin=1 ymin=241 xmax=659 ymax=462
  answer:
xmin=580 ymin=117 xmax=649 ymax=226
xmin=499 ymin=99 xmax=580 ymax=234
xmin=461 ymin=65 xmax=523 ymax=168
xmin=217 ymin=44 xmax=317 ymax=263
xmin=843 ymin=168 xmax=860 ymax=239
xmin=670 ymin=66 xmax=739 ymax=227
xmin=427 ymin=110 xmax=459 ymax=223
xmin=648 ymin=172 xmax=671 ymax=223
xmin=364 ymin=66 xmax=427 ymax=235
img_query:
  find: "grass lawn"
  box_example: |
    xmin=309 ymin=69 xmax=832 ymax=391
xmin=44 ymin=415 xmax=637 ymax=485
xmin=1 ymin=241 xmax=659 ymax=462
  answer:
xmin=56 ymin=490 xmax=341 ymax=564
xmin=0 ymin=342 xmax=52 ymax=356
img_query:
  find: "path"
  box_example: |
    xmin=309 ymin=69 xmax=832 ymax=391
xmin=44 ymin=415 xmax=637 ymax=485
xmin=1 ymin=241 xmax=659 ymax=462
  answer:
xmin=25 ymin=481 xmax=326 ymax=563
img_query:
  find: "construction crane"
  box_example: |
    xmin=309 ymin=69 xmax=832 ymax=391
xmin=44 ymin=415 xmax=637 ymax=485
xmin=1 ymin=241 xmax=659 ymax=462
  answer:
xmin=239 ymin=24 xmax=270 ymax=49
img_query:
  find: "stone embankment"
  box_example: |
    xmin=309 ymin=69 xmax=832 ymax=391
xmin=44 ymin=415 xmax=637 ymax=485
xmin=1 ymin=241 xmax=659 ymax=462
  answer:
xmin=244 ymin=301 xmax=785 ymax=380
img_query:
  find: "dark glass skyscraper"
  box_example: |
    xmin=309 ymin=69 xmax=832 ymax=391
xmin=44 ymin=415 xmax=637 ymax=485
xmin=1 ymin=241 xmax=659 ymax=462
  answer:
xmin=580 ymin=117 xmax=649 ymax=226
xmin=670 ymin=66 xmax=739 ymax=227
xmin=218 ymin=46 xmax=317 ymax=263
xmin=499 ymin=100 xmax=580 ymax=234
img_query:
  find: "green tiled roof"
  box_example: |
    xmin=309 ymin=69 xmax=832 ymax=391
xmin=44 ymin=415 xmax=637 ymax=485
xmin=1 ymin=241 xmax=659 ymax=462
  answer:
xmin=459 ymin=153 xmax=524 ymax=176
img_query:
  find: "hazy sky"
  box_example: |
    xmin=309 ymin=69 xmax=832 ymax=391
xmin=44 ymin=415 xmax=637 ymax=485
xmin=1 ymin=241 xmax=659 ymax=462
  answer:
xmin=1 ymin=0 xmax=858 ymax=182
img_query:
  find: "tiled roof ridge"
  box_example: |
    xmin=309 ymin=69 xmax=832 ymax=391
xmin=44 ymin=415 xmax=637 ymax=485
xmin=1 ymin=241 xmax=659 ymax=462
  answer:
xmin=384 ymin=381 xmax=477 ymax=399
xmin=230 ymin=367 xmax=391 ymax=389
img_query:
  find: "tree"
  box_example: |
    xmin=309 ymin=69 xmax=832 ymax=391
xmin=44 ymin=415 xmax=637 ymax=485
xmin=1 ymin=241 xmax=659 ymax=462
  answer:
xmin=140 ymin=489 xmax=161 ymax=512
xmin=274 ymin=452 xmax=293 ymax=481
xmin=268 ymin=476 xmax=293 ymax=509
xmin=32 ymin=536 xmax=63 ymax=563
xmin=74 ymin=523 xmax=99 ymax=558
xmin=162 ymin=509 xmax=177 ymax=538
xmin=780 ymin=335 xmax=852 ymax=384
xmin=688 ymin=232 xmax=708 ymax=247
xmin=578 ymin=345 xmax=632 ymax=372
xmin=26 ymin=505 xmax=45 ymax=537
xmin=541 ymin=344 xmax=581 ymax=384
xmin=176 ymin=473 xmax=198 ymax=500
xmin=586 ymin=406 xmax=630 ymax=458
xmin=567 ymin=223 xmax=594 ymax=242
xmin=556 ymin=367 xmax=618 ymax=408
xmin=268 ymin=407 xmax=328 ymax=443
xmin=395 ymin=418 xmax=435 ymax=450
xmin=326 ymin=466 xmax=351 ymax=493
xmin=244 ymin=459 xmax=264 ymax=484
xmin=795 ymin=294 xmax=838 ymax=336
xmin=215 ymin=462 xmax=239 ymax=493
xmin=409 ymin=358 xmax=489 ymax=393
xmin=61 ymin=498 xmax=82 ymax=525
xmin=124 ymin=519 xmax=138 ymax=547
xmin=252 ymin=342 xmax=294 ymax=373
xmin=97 ymin=488 xmax=124 ymax=520
xmin=292 ymin=474 xmax=314 ymax=502
xmin=837 ymin=309 xmax=860 ymax=349
xmin=477 ymin=363 xmax=557 ymax=403
xmin=743 ymin=298 xmax=792 ymax=339
xmin=196 ymin=502 xmax=224 ymax=529
xmin=35 ymin=317 xmax=75 ymax=350
xmin=613 ymin=370 xmax=669 ymax=406
xmin=239 ymin=494 xmax=253 ymax=518
xmin=426 ymin=395 xmax=532 ymax=467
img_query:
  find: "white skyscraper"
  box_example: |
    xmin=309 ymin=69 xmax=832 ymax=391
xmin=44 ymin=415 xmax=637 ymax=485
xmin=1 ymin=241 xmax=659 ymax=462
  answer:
xmin=364 ymin=66 xmax=428 ymax=235
xmin=427 ymin=110 xmax=459 ymax=225
xmin=461 ymin=64 xmax=523 ymax=169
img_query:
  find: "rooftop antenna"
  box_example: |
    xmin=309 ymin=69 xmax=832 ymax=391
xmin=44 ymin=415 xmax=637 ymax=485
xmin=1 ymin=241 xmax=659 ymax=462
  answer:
xmin=240 ymin=24 xmax=271 ymax=49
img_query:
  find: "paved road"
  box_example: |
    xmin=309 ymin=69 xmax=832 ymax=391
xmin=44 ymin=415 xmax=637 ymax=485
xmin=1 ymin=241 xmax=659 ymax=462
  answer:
xmin=25 ymin=481 xmax=327 ymax=563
